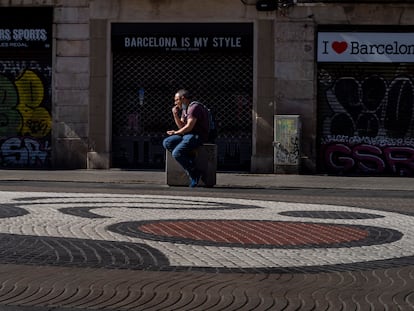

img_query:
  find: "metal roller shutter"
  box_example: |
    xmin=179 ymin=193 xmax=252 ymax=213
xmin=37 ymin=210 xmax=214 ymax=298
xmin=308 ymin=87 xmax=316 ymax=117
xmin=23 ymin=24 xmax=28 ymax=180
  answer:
xmin=111 ymin=23 xmax=253 ymax=171
xmin=0 ymin=8 xmax=53 ymax=168
xmin=317 ymin=63 xmax=414 ymax=176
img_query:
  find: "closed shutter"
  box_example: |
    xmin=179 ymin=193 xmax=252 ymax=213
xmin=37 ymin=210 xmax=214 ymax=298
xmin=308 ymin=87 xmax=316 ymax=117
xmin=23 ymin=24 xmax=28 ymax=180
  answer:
xmin=111 ymin=23 xmax=253 ymax=171
xmin=317 ymin=63 xmax=414 ymax=176
xmin=0 ymin=8 xmax=53 ymax=168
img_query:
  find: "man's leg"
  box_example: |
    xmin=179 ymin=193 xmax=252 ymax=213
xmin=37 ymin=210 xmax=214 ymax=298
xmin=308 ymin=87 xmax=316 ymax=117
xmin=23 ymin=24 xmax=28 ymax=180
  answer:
xmin=170 ymin=134 xmax=202 ymax=186
xmin=163 ymin=135 xmax=182 ymax=153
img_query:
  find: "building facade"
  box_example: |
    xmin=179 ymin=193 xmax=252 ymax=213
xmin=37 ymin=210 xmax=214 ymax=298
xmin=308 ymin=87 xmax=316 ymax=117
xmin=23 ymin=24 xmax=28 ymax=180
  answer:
xmin=0 ymin=0 xmax=413 ymax=176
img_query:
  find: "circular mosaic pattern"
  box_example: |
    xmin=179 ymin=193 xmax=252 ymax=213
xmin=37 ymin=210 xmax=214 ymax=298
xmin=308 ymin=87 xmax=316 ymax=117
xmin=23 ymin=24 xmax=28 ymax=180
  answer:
xmin=107 ymin=219 xmax=402 ymax=249
xmin=0 ymin=191 xmax=413 ymax=273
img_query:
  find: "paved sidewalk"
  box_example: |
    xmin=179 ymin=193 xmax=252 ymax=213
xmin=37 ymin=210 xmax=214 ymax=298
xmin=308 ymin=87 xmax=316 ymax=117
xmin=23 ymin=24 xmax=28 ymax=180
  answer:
xmin=0 ymin=169 xmax=413 ymax=311
xmin=0 ymin=169 xmax=413 ymax=191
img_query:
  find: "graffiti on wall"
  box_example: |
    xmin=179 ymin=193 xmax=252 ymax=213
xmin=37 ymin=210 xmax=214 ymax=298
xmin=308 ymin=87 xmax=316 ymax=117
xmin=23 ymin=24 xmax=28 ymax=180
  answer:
xmin=319 ymin=69 xmax=414 ymax=176
xmin=274 ymin=116 xmax=300 ymax=166
xmin=0 ymin=66 xmax=51 ymax=167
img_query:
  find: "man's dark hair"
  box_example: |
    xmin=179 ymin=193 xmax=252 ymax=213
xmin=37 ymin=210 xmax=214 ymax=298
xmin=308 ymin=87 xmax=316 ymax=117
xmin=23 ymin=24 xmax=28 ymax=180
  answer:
xmin=177 ymin=89 xmax=192 ymax=100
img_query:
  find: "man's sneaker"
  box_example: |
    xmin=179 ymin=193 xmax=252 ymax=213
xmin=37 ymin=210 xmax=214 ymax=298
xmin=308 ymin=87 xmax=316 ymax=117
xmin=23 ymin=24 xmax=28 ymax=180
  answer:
xmin=189 ymin=171 xmax=201 ymax=188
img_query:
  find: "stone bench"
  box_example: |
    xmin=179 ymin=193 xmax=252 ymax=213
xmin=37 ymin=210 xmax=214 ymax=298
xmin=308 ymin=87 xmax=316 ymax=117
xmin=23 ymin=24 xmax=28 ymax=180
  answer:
xmin=166 ymin=144 xmax=217 ymax=187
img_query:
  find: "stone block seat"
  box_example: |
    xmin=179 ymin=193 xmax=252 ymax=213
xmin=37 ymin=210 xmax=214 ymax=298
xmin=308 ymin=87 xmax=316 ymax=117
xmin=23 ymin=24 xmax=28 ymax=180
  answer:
xmin=166 ymin=143 xmax=217 ymax=187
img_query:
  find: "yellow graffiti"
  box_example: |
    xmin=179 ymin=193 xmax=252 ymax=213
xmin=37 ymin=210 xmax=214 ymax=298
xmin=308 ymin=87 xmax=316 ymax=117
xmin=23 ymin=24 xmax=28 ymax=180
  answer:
xmin=15 ymin=69 xmax=51 ymax=137
xmin=15 ymin=69 xmax=44 ymax=108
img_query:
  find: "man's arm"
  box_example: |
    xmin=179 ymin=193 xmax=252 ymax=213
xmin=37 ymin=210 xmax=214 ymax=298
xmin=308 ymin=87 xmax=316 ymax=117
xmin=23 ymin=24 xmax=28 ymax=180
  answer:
xmin=167 ymin=116 xmax=197 ymax=136
xmin=172 ymin=105 xmax=185 ymax=129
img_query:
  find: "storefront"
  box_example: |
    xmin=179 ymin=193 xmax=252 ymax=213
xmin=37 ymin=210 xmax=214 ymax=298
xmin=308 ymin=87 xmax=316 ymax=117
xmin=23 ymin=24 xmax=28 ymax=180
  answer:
xmin=317 ymin=27 xmax=414 ymax=176
xmin=110 ymin=22 xmax=253 ymax=171
xmin=1 ymin=1 xmax=413 ymax=174
xmin=0 ymin=7 xmax=53 ymax=168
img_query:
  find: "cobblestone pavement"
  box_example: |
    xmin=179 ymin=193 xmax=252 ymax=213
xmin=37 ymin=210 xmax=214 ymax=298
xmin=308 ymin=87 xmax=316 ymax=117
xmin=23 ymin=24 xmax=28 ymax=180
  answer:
xmin=0 ymin=171 xmax=413 ymax=310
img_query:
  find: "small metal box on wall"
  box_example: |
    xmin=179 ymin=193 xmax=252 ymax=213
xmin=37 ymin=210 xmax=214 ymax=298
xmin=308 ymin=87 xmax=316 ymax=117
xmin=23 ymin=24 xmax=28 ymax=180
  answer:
xmin=273 ymin=115 xmax=301 ymax=174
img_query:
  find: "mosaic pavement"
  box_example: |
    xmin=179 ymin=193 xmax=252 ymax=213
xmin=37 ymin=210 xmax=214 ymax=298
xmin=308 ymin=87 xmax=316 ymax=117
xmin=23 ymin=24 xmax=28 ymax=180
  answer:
xmin=0 ymin=190 xmax=413 ymax=310
xmin=0 ymin=191 xmax=413 ymax=274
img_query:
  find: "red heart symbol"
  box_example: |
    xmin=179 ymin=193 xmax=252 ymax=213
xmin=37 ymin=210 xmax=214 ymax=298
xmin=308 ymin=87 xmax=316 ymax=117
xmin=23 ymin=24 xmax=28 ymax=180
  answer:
xmin=332 ymin=41 xmax=348 ymax=54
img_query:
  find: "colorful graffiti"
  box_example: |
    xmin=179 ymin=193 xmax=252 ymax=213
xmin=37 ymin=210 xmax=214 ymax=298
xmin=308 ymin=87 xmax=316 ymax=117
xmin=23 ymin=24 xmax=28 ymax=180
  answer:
xmin=15 ymin=70 xmax=51 ymax=138
xmin=319 ymin=69 xmax=414 ymax=176
xmin=0 ymin=67 xmax=51 ymax=167
xmin=274 ymin=117 xmax=300 ymax=166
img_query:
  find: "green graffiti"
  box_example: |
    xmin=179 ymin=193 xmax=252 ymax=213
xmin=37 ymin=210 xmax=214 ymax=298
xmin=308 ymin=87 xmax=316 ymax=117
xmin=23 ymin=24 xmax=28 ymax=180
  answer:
xmin=0 ymin=74 xmax=22 ymax=136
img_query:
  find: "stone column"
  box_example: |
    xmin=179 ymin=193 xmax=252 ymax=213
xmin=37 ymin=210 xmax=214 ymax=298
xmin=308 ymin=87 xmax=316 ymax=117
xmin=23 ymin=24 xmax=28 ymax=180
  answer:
xmin=53 ymin=4 xmax=90 ymax=168
xmin=251 ymin=19 xmax=275 ymax=173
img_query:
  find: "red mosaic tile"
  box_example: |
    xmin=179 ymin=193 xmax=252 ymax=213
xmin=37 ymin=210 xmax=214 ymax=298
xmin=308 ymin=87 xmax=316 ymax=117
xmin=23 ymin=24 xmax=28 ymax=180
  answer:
xmin=137 ymin=220 xmax=369 ymax=246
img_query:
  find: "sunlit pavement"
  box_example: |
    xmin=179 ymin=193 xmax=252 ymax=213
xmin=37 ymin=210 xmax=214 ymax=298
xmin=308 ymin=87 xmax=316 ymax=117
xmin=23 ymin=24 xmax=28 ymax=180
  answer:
xmin=0 ymin=170 xmax=412 ymax=310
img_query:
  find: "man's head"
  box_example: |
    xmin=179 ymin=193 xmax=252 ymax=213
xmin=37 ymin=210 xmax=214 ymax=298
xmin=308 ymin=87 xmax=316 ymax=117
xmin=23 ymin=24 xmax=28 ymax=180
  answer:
xmin=174 ymin=89 xmax=192 ymax=109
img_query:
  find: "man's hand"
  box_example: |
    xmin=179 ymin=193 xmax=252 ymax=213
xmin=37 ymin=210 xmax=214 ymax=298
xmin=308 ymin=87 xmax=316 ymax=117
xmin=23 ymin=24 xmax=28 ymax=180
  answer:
xmin=172 ymin=105 xmax=180 ymax=115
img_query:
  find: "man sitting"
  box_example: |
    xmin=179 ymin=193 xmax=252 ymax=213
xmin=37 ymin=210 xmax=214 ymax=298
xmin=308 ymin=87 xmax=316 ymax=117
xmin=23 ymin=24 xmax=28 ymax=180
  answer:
xmin=163 ymin=89 xmax=209 ymax=187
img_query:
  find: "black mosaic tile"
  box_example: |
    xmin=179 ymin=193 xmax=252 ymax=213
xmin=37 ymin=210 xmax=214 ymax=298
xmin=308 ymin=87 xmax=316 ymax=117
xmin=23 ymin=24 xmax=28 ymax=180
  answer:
xmin=56 ymin=199 xmax=262 ymax=219
xmin=0 ymin=233 xmax=170 ymax=270
xmin=0 ymin=204 xmax=28 ymax=218
xmin=279 ymin=210 xmax=385 ymax=219
xmin=59 ymin=207 xmax=109 ymax=219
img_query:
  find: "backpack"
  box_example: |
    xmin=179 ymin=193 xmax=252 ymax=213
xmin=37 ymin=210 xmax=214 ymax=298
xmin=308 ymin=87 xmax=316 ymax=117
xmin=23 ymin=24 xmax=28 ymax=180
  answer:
xmin=191 ymin=101 xmax=217 ymax=143
xmin=205 ymin=105 xmax=217 ymax=143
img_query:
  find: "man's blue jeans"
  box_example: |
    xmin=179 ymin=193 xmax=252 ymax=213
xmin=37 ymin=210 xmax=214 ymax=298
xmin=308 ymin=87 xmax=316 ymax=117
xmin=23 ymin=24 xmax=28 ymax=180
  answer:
xmin=163 ymin=134 xmax=203 ymax=177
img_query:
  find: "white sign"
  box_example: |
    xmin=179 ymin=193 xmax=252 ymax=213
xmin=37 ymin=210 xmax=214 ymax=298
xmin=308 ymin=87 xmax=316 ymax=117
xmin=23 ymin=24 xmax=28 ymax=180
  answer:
xmin=317 ymin=32 xmax=414 ymax=63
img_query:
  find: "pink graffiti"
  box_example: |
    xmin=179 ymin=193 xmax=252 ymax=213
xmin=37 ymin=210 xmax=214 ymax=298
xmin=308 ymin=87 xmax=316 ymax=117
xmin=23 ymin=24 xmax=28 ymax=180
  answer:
xmin=323 ymin=143 xmax=414 ymax=176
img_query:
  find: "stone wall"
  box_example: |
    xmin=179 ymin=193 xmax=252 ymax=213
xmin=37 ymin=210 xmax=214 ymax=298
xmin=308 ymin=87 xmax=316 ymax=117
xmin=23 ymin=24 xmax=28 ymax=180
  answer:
xmin=1 ymin=0 xmax=413 ymax=172
xmin=274 ymin=3 xmax=414 ymax=173
xmin=53 ymin=1 xmax=90 ymax=168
